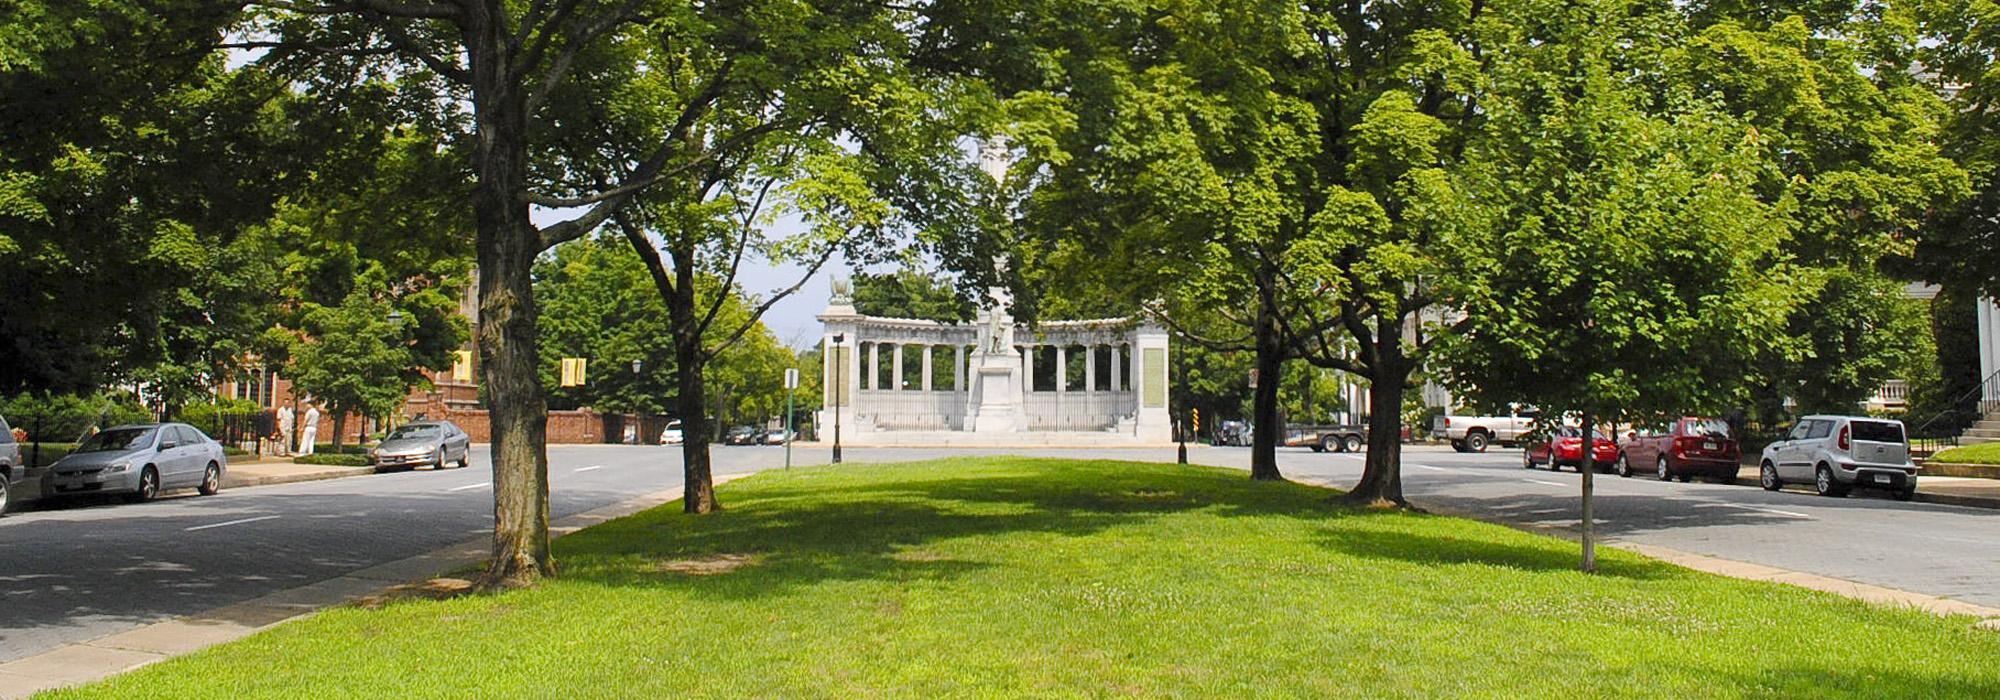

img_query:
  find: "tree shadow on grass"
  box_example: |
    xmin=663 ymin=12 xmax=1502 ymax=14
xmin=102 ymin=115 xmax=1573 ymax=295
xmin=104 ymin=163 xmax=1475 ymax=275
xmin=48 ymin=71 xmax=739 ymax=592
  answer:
xmin=1313 ymin=526 xmax=1686 ymax=580
xmin=553 ymin=458 xmax=1356 ymax=599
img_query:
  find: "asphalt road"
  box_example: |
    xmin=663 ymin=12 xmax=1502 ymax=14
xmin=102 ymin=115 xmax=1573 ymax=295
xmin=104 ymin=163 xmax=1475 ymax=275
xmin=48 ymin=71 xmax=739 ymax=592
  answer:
xmin=3 ymin=443 xmax=1995 ymax=663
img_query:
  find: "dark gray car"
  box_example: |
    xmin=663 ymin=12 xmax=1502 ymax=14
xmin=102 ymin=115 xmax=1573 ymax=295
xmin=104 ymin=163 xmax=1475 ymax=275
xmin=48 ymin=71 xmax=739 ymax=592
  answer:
xmin=370 ymin=421 xmax=472 ymax=472
xmin=49 ymin=423 xmax=227 ymax=503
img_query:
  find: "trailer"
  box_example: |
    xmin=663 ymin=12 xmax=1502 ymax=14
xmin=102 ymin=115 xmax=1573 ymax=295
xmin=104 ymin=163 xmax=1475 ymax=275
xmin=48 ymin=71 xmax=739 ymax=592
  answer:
xmin=1287 ymin=424 xmax=1369 ymax=453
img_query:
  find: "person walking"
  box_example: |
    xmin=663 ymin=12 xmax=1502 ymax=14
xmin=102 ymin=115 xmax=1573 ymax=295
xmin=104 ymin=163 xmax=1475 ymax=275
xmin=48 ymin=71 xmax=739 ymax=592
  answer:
xmin=275 ymin=405 xmax=295 ymax=457
xmin=298 ymin=405 xmax=320 ymax=457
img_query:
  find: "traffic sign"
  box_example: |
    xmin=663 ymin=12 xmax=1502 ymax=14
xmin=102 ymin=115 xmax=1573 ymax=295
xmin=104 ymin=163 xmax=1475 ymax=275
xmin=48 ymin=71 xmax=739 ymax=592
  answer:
xmin=785 ymin=367 xmax=799 ymax=389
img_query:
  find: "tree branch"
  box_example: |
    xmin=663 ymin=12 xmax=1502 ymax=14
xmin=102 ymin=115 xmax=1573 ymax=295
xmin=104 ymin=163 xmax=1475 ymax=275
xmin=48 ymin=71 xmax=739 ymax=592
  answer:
xmin=534 ymin=120 xmax=788 ymax=248
xmin=701 ymin=236 xmax=843 ymax=362
xmin=696 ymin=173 xmax=782 ymax=335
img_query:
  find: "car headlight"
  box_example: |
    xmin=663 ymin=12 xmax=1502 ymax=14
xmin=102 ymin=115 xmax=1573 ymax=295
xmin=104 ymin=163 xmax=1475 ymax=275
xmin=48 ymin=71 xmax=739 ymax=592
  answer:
xmin=105 ymin=461 xmax=130 ymax=473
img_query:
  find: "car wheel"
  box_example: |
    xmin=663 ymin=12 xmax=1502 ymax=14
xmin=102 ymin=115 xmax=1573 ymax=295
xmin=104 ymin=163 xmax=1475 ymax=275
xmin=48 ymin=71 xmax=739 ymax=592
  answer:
xmin=434 ymin=448 xmax=448 ymax=470
xmin=1760 ymin=462 xmax=1781 ymax=491
xmin=1344 ymin=435 xmax=1363 ymax=453
xmin=1616 ymin=455 xmax=1633 ymax=478
xmin=127 ymin=467 xmax=160 ymax=504
xmin=1465 ymin=432 xmax=1489 ymax=453
xmin=1894 ymin=486 xmax=1916 ymax=502
xmin=1522 ymin=450 xmax=1535 ymax=469
xmin=456 ymin=451 xmax=471 ymax=469
xmin=1814 ymin=464 xmax=1848 ymax=497
xmin=198 ymin=463 xmax=221 ymax=496
xmin=0 ymin=476 xmax=10 ymax=516
xmin=1716 ymin=474 xmax=1738 ymax=486
xmin=1656 ymin=456 xmax=1672 ymax=481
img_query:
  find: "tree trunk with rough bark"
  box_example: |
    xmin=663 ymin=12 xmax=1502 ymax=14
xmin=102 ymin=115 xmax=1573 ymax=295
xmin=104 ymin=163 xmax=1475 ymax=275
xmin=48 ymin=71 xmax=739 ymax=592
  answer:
xmin=1249 ymin=299 xmax=1285 ymax=481
xmin=667 ymin=242 xmax=719 ymax=514
xmin=1346 ymin=317 xmax=1411 ymax=507
xmin=466 ymin=0 xmax=554 ymax=590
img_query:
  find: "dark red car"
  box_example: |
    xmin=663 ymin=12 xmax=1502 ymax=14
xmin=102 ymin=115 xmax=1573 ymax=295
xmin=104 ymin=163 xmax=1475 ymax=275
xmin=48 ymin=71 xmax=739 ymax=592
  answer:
xmin=1617 ymin=417 xmax=1740 ymax=483
xmin=1522 ymin=426 xmax=1620 ymax=472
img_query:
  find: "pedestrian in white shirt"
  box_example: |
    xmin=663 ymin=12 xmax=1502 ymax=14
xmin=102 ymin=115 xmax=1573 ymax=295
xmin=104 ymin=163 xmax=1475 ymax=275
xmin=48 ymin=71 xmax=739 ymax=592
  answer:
xmin=275 ymin=406 xmax=295 ymax=457
xmin=298 ymin=406 xmax=321 ymax=457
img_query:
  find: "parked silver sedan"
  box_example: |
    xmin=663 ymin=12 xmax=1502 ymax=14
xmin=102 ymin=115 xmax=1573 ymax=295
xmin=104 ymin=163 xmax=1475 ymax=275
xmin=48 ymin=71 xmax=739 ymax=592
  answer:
xmin=49 ymin=423 xmax=227 ymax=503
xmin=370 ymin=421 xmax=472 ymax=472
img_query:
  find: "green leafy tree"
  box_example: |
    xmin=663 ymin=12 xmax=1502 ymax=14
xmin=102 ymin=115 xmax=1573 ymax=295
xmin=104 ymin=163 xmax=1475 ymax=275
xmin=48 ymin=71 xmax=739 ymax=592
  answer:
xmin=1436 ymin=0 xmax=1806 ymax=572
xmin=851 ymin=270 xmax=975 ymax=322
xmin=288 ymin=275 xmax=464 ymax=454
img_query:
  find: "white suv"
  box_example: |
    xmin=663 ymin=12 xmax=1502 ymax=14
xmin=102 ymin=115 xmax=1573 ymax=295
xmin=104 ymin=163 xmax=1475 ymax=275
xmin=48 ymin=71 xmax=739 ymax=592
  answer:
xmin=1759 ymin=415 xmax=1918 ymax=500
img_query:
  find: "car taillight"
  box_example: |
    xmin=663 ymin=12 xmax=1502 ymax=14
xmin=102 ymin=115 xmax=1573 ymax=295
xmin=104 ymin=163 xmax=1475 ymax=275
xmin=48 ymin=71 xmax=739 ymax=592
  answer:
xmin=1837 ymin=424 xmax=1850 ymax=451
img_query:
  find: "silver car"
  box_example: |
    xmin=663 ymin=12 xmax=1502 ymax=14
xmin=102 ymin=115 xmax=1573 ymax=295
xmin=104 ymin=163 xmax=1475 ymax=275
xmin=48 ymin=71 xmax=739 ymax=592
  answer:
xmin=0 ymin=413 xmax=21 ymax=515
xmin=370 ymin=421 xmax=472 ymax=472
xmin=1759 ymin=415 xmax=1919 ymax=500
xmin=49 ymin=423 xmax=226 ymax=503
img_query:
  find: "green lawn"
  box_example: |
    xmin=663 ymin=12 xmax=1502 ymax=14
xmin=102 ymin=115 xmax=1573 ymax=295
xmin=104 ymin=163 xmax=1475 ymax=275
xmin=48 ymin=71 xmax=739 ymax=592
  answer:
xmin=45 ymin=458 xmax=2000 ymax=698
xmin=1932 ymin=442 xmax=2000 ymax=465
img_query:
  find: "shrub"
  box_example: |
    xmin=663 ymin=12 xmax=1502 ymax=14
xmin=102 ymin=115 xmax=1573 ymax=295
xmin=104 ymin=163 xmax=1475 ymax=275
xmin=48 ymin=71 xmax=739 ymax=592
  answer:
xmin=294 ymin=453 xmax=370 ymax=467
xmin=0 ymin=392 xmax=151 ymax=443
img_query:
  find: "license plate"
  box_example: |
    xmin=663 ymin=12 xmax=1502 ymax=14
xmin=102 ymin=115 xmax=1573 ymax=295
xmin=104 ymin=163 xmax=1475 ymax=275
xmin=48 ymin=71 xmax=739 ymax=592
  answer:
xmin=1874 ymin=474 xmax=1890 ymax=484
xmin=1703 ymin=441 xmax=1718 ymax=450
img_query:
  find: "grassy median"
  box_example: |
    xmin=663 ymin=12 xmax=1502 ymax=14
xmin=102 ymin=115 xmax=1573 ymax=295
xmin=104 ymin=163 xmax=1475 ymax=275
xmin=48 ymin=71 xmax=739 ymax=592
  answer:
xmin=1932 ymin=442 xmax=2000 ymax=465
xmin=45 ymin=457 xmax=2000 ymax=698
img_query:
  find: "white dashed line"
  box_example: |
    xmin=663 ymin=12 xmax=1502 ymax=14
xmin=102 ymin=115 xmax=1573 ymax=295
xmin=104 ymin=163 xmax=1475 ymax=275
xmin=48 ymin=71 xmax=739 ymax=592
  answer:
xmin=574 ymin=465 xmax=603 ymax=473
xmin=1701 ymin=503 xmax=1811 ymax=519
xmin=1410 ymin=464 xmax=1447 ymax=472
xmin=1524 ymin=479 xmax=1568 ymax=488
xmin=448 ymin=482 xmax=490 ymax=492
xmin=184 ymin=515 xmax=281 ymax=532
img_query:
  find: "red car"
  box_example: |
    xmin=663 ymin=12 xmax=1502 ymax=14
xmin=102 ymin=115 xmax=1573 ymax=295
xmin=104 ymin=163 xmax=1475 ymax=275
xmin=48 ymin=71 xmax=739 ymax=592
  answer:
xmin=1617 ymin=417 xmax=1740 ymax=483
xmin=1522 ymin=426 xmax=1620 ymax=472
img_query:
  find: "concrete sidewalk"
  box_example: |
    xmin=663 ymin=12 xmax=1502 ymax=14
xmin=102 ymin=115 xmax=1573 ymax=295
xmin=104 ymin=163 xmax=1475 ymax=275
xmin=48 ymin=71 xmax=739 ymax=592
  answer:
xmin=220 ymin=460 xmax=373 ymax=489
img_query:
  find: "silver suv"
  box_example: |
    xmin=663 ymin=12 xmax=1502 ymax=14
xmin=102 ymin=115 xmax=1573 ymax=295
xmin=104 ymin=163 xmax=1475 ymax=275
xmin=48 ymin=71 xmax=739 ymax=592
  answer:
xmin=1759 ymin=415 xmax=1918 ymax=500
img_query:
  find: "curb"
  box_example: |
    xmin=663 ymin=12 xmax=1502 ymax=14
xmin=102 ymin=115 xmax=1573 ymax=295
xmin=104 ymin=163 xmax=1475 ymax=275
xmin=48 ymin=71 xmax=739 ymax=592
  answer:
xmin=221 ymin=467 xmax=374 ymax=490
xmin=1913 ymin=491 xmax=2000 ymax=510
xmin=0 ymin=474 xmax=748 ymax=699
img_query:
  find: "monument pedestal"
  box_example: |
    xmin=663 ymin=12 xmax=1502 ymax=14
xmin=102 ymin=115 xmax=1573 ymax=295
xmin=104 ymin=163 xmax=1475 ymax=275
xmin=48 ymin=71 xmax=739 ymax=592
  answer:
xmin=964 ymin=354 xmax=1022 ymax=433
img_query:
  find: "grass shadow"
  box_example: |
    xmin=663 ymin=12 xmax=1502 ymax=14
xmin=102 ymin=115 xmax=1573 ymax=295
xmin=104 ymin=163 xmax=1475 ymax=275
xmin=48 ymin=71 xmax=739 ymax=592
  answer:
xmin=1314 ymin=525 xmax=1685 ymax=580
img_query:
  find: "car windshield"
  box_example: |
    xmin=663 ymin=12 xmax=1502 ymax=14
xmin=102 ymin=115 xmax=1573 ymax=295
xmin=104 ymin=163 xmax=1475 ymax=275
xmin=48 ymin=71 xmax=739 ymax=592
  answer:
xmin=730 ymin=427 xmax=753 ymax=435
xmin=1851 ymin=420 xmax=1904 ymax=444
xmin=389 ymin=425 xmax=441 ymax=439
xmin=78 ymin=428 xmax=155 ymax=453
xmin=1685 ymin=419 xmax=1731 ymax=439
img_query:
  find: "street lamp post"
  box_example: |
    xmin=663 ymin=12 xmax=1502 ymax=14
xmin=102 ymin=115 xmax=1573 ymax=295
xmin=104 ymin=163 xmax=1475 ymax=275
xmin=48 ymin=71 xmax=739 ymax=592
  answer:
xmin=832 ymin=333 xmax=845 ymax=464
xmin=631 ymin=359 xmax=644 ymax=445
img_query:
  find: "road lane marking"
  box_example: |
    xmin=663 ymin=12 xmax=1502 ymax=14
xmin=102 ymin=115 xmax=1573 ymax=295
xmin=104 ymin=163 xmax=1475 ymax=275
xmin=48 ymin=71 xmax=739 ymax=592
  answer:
xmin=1410 ymin=464 xmax=1447 ymax=472
xmin=1524 ymin=479 xmax=1567 ymax=487
xmin=574 ymin=465 xmax=603 ymax=473
xmin=184 ymin=515 xmax=280 ymax=532
xmin=449 ymin=482 xmax=491 ymax=492
xmin=1701 ymin=503 xmax=1811 ymax=519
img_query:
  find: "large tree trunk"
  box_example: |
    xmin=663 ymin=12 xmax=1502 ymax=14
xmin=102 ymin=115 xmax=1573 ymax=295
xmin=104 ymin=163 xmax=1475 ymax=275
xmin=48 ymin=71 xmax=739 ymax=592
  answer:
xmin=331 ymin=413 xmax=346 ymax=455
xmin=1345 ymin=317 xmax=1411 ymax=507
xmin=1249 ymin=298 xmax=1285 ymax=481
xmin=466 ymin=1 xmax=554 ymax=590
xmin=668 ymin=243 xmax=720 ymax=514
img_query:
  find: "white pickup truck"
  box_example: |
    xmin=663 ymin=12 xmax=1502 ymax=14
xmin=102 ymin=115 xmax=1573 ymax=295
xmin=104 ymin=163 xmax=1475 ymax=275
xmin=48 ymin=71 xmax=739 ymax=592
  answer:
xmin=1431 ymin=407 xmax=1539 ymax=453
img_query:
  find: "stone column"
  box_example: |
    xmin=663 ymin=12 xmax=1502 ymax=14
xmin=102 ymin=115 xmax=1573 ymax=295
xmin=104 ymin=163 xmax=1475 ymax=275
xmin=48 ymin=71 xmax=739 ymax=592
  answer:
xmin=921 ymin=345 xmax=934 ymax=392
xmin=1085 ymin=345 xmax=1098 ymax=394
xmin=1055 ymin=345 xmax=1067 ymax=395
xmin=891 ymin=343 xmax=904 ymax=391
xmin=1022 ymin=345 xmax=1035 ymax=393
xmin=867 ymin=342 xmax=880 ymax=391
xmin=953 ymin=345 xmax=966 ymax=392
xmin=1111 ymin=345 xmax=1123 ymax=392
